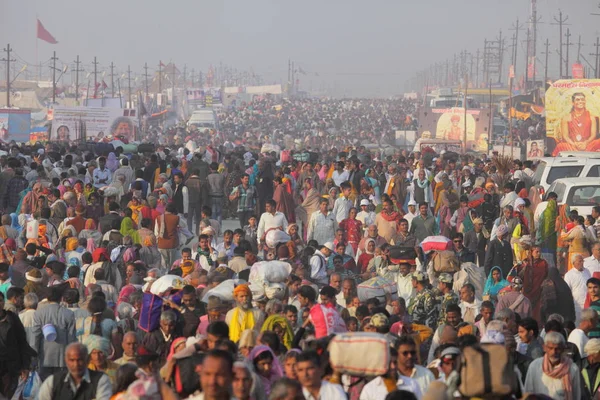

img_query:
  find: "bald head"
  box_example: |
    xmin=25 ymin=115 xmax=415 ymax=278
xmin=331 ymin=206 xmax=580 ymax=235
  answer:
xmin=122 ymin=331 xmax=139 ymax=357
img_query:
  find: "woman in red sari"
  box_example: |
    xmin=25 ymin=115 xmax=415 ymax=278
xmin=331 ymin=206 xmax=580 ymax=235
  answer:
xmin=339 ymin=207 xmax=363 ymax=255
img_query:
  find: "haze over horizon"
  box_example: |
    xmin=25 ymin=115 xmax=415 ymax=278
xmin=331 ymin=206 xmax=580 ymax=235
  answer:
xmin=1 ymin=0 xmax=598 ymax=97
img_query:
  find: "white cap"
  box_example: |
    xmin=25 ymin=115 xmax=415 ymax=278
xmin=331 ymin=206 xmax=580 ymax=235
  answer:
xmin=408 ymin=200 xmax=417 ymax=206
xmin=360 ymin=199 xmax=370 ymax=206
xmin=323 ymin=242 xmax=335 ymax=251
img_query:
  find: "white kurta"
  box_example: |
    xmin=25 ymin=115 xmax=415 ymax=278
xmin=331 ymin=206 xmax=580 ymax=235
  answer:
xmin=523 ymin=358 xmax=581 ymax=400
xmin=564 ymin=267 xmax=591 ymax=322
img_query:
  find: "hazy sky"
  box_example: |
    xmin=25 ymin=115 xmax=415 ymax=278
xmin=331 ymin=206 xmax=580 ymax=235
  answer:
xmin=1 ymin=0 xmax=598 ymax=97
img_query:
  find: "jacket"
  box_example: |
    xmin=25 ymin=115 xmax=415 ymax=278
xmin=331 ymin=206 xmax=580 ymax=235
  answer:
xmin=32 ymin=303 xmax=76 ymax=368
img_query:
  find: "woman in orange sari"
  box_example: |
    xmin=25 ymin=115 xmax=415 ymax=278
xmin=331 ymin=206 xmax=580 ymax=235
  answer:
xmin=561 ymin=215 xmax=590 ymax=271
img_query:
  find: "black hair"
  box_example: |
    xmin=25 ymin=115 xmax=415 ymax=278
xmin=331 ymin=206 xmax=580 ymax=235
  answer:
xmin=207 ymin=321 xmax=229 ymax=339
xmin=298 ymin=285 xmax=317 ymax=303
xmin=296 ymin=350 xmax=321 ymax=368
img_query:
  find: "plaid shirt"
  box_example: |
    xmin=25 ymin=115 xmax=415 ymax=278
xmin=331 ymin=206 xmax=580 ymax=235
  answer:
xmin=3 ymin=176 xmax=28 ymax=209
xmin=231 ymin=184 xmax=257 ymax=213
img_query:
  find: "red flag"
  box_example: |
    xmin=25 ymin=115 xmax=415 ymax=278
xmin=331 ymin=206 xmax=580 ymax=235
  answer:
xmin=37 ymin=19 xmax=58 ymax=44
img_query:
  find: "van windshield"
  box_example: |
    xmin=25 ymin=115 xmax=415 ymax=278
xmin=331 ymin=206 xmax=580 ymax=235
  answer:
xmin=546 ymin=166 xmax=584 ymax=185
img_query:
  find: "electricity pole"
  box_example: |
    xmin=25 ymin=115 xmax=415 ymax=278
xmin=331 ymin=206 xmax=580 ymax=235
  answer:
xmin=143 ymin=62 xmax=149 ymax=98
xmin=592 ymin=37 xmax=600 ymax=78
xmin=543 ymin=38 xmax=550 ymax=85
xmin=510 ymin=19 xmax=524 ymax=78
xmin=51 ymin=51 xmax=58 ymax=104
xmin=564 ymin=28 xmax=573 ymax=78
xmin=191 ymin=68 xmax=195 ymax=87
xmin=109 ymin=62 xmax=115 ymax=98
xmin=72 ymin=55 xmax=84 ymax=104
xmin=158 ymin=61 xmax=162 ymax=93
xmin=92 ymin=57 xmax=99 ymax=92
xmin=127 ymin=65 xmax=132 ymax=106
xmin=1 ymin=44 xmax=16 ymax=108
xmin=552 ymin=11 xmax=569 ymax=78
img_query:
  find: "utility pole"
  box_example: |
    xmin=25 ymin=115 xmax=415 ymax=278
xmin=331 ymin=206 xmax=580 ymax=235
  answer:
xmin=127 ymin=65 xmax=132 ymax=106
xmin=158 ymin=61 xmax=162 ymax=93
xmin=191 ymin=68 xmax=195 ymax=87
xmin=577 ymin=35 xmax=583 ymax=63
xmin=51 ymin=51 xmax=58 ymax=104
xmin=92 ymin=57 xmax=99 ymax=93
xmin=1 ymin=44 xmax=16 ymax=108
xmin=543 ymin=38 xmax=550 ymax=85
xmin=475 ymin=49 xmax=480 ymax=87
xmin=591 ymin=37 xmax=600 ymax=78
xmin=525 ymin=27 xmax=531 ymax=89
xmin=497 ymin=30 xmax=505 ymax=85
xmin=510 ymin=19 xmax=524 ymax=79
xmin=109 ymin=62 xmax=115 ymax=98
xmin=564 ymin=28 xmax=573 ymax=78
xmin=143 ymin=62 xmax=149 ymax=98
xmin=183 ymin=65 xmax=187 ymax=90
xmin=553 ymin=11 xmax=569 ymax=78
xmin=72 ymin=55 xmax=84 ymax=104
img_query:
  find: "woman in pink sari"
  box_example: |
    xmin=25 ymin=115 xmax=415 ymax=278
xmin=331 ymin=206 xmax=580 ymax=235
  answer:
xmin=247 ymin=345 xmax=283 ymax=397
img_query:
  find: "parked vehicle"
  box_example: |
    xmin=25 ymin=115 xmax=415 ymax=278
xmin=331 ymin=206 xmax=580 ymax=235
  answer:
xmin=545 ymin=177 xmax=600 ymax=217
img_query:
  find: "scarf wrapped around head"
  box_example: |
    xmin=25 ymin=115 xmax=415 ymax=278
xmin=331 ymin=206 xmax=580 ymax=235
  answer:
xmin=84 ymin=334 xmax=111 ymax=356
xmin=261 ymin=315 xmax=294 ymax=350
xmin=92 ymin=248 xmax=109 ymax=263
xmin=66 ymin=237 xmax=79 ymax=252
xmin=84 ymin=218 xmax=96 ymax=231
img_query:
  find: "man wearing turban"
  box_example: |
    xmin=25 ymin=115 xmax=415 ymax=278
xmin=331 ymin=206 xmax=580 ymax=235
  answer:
xmin=84 ymin=334 xmax=119 ymax=385
xmin=226 ymin=284 xmax=265 ymax=343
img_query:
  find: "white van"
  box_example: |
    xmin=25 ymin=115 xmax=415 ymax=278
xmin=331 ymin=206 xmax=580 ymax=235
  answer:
xmin=532 ymin=157 xmax=600 ymax=193
xmin=187 ymin=110 xmax=218 ymax=130
xmin=546 ymin=177 xmax=600 ymax=217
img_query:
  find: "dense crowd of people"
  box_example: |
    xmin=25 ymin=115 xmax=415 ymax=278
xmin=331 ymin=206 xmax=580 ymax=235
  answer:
xmin=0 ymin=96 xmax=598 ymax=400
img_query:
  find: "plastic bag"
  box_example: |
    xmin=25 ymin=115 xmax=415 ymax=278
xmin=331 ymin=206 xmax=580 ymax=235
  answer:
xmin=22 ymin=371 xmax=41 ymax=400
xmin=264 ymin=282 xmax=286 ymax=300
xmin=201 ymin=279 xmax=246 ymax=303
xmin=249 ymin=261 xmax=292 ymax=284
xmin=149 ymin=275 xmax=185 ymax=296
xmin=265 ymin=230 xmax=291 ymax=248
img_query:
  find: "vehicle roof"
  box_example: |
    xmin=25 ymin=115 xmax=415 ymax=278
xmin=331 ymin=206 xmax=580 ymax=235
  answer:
xmin=538 ymin=157 xmax=600 ymax=164
xmin=549 ymin=177 xmax=600 ymax=187
xmin=557 ymin=151 xmax=600 ymax=159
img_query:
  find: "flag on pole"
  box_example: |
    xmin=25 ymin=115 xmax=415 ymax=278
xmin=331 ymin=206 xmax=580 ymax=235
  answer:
xmin=37 ymin=19 xmax=58 ymax=44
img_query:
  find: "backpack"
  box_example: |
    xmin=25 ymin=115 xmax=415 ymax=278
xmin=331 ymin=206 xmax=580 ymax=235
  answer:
xmin=431 ymin=250 xmax=460 ymax=273
xmin=458 ymin=344 xmax=517 ymax=398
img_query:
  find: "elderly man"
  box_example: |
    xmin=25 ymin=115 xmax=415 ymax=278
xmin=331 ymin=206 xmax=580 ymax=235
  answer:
xmin=85 ymin=334 xmax=119 ymax=385
xmin=37 ymin=342 xmax=112 ymax=400
xmin=141 ymin=310 xmax=179 ymax=366
xmin=568 ymin=308 xmax=599 ymax=358
xmin=582 ymin=339 xmax=600 ymax=398
xmin=115 ymin=331 xmax=138 ymax=365
xmin=565 ymin=254 xmax=591 ymax=322
xmin=225 ymin=284 xmax=265 ymax=343
xmin=463 ymin=217 xmax=488 ymax=266
xmin=524 ymin=331 xmax=582 ymax=399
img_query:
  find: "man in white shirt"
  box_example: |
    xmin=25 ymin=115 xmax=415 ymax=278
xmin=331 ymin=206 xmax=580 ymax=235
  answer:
xmin=403 ymin=200 xmax=419 ymax=229
xmin=396 ymin=335 xmax=434 ymax=396
xmin=565 ymin=254 xmax=591 ymax=322
xmin=332 ymin=182 xmax=353 ymax=223
xmin=297 ymin=350 xmax=346 ymax=400
xmin=256 ymin=199 xmax=288 ymax=247
xmin=524 ymin=332 xmax=582 ymax=399
xmin=332 ymin=161 xmax=349 ymax=187
xmin=568 ymin=308 xmax=598 ymax=357
xmin=458 ymin=283 xmax=482 ymax=324
xmin=307 ymin=198 xmax=336 ymax=245
xmin=92 ymin=156 xmax=112 ymax=189
xmin=585 ymin=243 xmax=600 ymax=275
xmin=356 ymin=199 xmax=376 ymax=229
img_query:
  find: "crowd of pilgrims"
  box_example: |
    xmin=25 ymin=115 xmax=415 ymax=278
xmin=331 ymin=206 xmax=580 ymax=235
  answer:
xmin=0 ymin=97 xmax=597 ymax=399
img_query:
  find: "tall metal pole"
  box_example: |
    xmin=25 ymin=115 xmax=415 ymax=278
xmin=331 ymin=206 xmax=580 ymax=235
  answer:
xmin=110 ymin=62 xmax=115 ymax=98
xmin=52 ymin=51 xmax=57 ymax=104
xmin=463 ymin=74 xmax=468 ymax=153
xmin=553 ymin=11 xmax=569 ymax=78
xmin=127 ymin=65 xmax=132 ymax=106
xmin=73 ymin=55 xmax=83 ymax=105
xmin=93 ymin=56 xmax=98 ymax=91
xmin=565 ymin=28 xmax=572 ymax=78
xmin=143 ymin=62 xmax=149 ymax=98
xmin=544 ymin=38 xmax=550 ymax=85
xmin=1 ymin=44 xmax=15 ymax=108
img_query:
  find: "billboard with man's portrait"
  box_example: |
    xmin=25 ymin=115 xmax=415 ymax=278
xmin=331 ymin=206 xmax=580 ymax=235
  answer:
xmin=546 ymin=79 xmax=600 ymax=156
xmin=526 ymin=139 xmax=545 ymax=159
xmin=417 ymin=107 xmax=492 ymax=153
xmin=51 ymin=107 xmax=137 ymax=142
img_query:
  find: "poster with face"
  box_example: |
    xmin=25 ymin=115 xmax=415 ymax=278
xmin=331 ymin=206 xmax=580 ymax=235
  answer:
xmin=51 ymin=107 xmax=137 ymax=141
xmin=546 ymin=79 xmax=600 ymax=156
xmin=527 ymin=139 xmax=545 ymax=159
